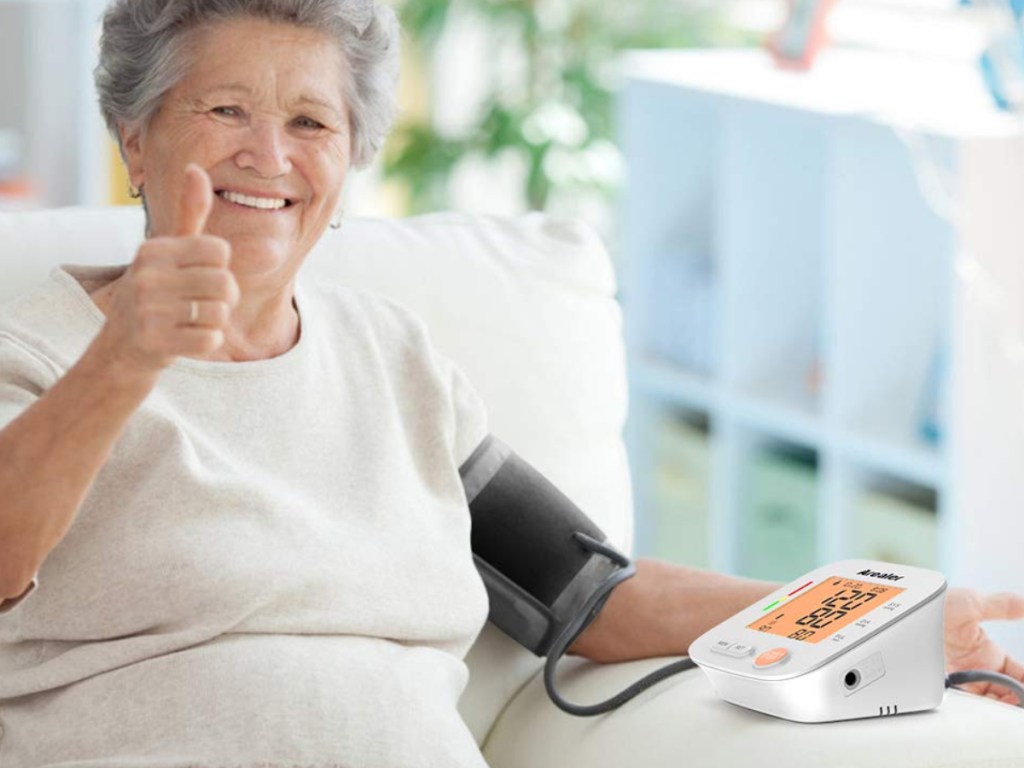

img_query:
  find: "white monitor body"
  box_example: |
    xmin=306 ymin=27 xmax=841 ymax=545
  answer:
xmin=689 ymin=559 xmax=947 ymax=723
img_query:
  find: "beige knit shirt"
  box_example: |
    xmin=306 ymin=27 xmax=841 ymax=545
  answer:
xmin=0 ymin=265 xmax=491 ymax=768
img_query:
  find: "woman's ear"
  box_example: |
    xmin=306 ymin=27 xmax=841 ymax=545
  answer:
xmin=118 ymin=121 xmax=146 ymax=189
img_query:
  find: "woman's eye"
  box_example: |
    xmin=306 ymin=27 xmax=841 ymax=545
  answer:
xmin=295 ymin=116 xmax=325 ymax=130
xmin=211 ymin=106 xmax=240 ymax=117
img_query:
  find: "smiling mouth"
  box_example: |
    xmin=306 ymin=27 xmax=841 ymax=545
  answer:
xmin=215 ymin=189 xmax=296 ymax=211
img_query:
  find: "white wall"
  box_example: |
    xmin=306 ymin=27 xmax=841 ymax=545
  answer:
xmin=0 ymin=0 xmax=108 ymax=206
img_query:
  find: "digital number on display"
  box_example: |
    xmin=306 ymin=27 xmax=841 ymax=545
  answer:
xmin=746 ymin=578 xmax=905 ymax=644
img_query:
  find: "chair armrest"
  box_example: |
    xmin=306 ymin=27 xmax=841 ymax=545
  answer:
xmin=482 ymin=655 xmax=1024 ymax=767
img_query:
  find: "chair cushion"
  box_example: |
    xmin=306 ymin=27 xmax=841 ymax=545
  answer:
xmin=483 ymin=655 xmax=1024 ymax=767
xmin=0 ymin=206 xmax=634 ymax=744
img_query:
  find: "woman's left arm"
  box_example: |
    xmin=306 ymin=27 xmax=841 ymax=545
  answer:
xmin=569 ymin=559 xmax=1024 ymax=706
xmin=567 ymin=558 xmax=778 ymax=663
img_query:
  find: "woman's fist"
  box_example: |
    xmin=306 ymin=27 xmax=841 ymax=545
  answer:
xmin=99 ymin=163 xmax=240 ymax=375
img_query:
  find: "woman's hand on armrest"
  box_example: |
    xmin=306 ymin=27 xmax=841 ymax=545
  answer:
xmin=944 ymin=587 xmax=1024 ymax=706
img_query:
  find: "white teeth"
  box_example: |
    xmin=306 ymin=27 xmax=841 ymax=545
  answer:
xmin=218 ymin=190 xmax=288 ymax=210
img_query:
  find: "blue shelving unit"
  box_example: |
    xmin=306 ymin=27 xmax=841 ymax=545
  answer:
xmin=615 ymin=48 xmax=1024 ymax=641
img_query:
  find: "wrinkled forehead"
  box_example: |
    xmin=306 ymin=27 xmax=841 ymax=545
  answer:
xmin=173 ymin=17 xmax=350 ymax=113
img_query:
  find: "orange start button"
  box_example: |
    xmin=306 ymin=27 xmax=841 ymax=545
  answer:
xmin=753 ymin=647 xmax=790 ymax=668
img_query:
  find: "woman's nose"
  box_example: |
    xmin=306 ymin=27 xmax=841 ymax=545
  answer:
xmin=234 ymin=121 xmax=293 ymax=178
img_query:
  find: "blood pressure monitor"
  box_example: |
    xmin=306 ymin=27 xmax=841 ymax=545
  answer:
xmin=689 ymin=559 xmax=947 ymax=723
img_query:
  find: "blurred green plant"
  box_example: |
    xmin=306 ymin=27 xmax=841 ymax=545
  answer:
xmin=384 ymin=0 xmax=757 ymax=213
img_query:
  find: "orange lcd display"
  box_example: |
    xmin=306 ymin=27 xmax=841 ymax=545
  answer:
xmin=746 ymin=577 xmax=905 ymax=644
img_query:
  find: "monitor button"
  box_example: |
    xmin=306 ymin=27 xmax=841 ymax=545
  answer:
xmin=726 ymin=642 xmax=754 ymax=657
xmin=754 ymin=647 xmax=790 ymax=668
xmin=710 ymin=639 xmax=738 ymax=655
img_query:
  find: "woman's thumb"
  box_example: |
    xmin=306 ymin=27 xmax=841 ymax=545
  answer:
xmin=175 ymin=163 xmax=214 ymax=236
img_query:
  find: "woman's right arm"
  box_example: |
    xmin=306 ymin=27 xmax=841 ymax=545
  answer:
xmin=0 ymin=337 xmax=161 ymax=599
xmin=0 ymin=163 xmax=237 ymax=601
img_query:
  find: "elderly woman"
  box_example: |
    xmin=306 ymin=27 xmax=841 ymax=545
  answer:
xmin=0 ymin=0 xmax=1022 ymax=766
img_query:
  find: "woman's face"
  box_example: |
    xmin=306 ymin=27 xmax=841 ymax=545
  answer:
xmin=121 ymin=17 xmax=351 ymax=280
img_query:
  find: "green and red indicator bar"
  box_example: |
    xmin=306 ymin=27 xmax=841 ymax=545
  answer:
xmin=761 ymin=579 xmax=814 ymax=612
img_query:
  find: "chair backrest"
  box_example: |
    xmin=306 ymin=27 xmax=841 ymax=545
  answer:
xmin=0 ymin=205 xmax=634 ymax=744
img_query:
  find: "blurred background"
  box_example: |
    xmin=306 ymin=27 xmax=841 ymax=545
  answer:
xmin=4 ymin=0 xmax=1024 ymax=645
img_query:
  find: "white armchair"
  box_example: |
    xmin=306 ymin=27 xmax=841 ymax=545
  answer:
xmin=1 ymin=207 xmax=1022 ymax=767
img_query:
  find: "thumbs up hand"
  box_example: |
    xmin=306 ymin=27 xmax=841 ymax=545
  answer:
xmin=96 ymin=163 xmax=241 ymax=375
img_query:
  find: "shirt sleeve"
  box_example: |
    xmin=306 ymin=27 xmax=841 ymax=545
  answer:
xmin=363 ymin=288 xmax=491 ymax=470
xmin=0 ymin=333 xmax=57 ymax=615
xmin=442 ymin=353 xmax=490 ymax=470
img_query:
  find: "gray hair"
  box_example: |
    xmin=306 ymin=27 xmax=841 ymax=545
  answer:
xmin=94 ymin=0 xmax=401 ymax=171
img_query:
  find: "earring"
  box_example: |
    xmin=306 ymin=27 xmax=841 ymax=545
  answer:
xmin=128 ymin=183 xmax=143 ymax=200
xmin=329 ymin=209 xmax=343 ymax=230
